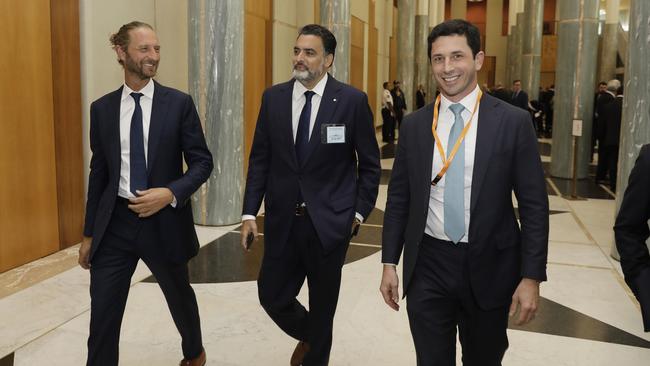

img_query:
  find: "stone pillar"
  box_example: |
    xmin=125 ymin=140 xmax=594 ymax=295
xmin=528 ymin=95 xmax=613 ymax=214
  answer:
xmin=414 ymin=0 xmax=429 ymax=107
xmin=612 ymin=0 xmax=650 ymax=259
xmin=188 ymin=1 xmax=244 ymax=225
xmin=427 ymin=0 xmax=444 ymax=98
xmin=397 ymin=0 xmax=415 ymax=112
xmin=521 ymin=0 xmax=544 ymax=101
xmin=512 ymin=12 xmax=525 ymax=84
xmin=320 ymin=0 xmax=350 ymax=83
xmin=549 ymin=0 xmax=599 ymax=179
xmin=598 ymin=0 xmax=620 ymax=83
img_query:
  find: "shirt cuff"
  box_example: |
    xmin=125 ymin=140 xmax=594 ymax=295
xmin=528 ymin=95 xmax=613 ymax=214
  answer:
xmin=242 ymin=215 xmax=256 ymax=222
xmin=170 ymin=195 xmax=177 ymax=208
xmin=355 ymin=212 xmax=364 ymax=222
xmin=382 ymin=263 xmax=397 ymax=266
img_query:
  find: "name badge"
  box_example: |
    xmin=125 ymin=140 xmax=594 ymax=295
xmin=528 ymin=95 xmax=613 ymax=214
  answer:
xmin=321 ymin=124 xmax=345 ymax=144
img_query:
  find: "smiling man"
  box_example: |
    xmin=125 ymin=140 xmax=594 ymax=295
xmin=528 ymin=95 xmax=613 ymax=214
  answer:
xmin=380 ymin=19 xmax=549 ymax=365
xmin=79 ymin=21 xmax=212 ymax=366
xmin=240 ymin=24 xmax=380 ymax=365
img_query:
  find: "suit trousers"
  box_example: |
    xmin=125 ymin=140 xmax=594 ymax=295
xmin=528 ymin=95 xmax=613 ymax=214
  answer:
xmin=87 ymin=198 xmax=203 ymax=366
xmin=258 ymin=212 xmax=349 ymax=366
xmin=406 ymin=235 xmax=509 ymax=366
xmin=382 ymin=107 xmax=395 ymax=143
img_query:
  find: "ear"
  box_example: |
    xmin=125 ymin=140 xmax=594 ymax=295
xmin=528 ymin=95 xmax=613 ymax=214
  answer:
xmin=325 ymin=53 xmax=334 ymax=69
xmin=474 ymin=51 xmax=485 ymax=71
xmin=115 ymin=46 xmax=127 ymax=64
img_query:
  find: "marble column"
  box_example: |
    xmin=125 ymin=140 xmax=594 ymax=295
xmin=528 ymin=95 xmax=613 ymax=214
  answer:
xmin=521 ymin=0 xmax=544 ymax=101
xmin=414 ymin=0 xmax=429 ymax=107
xmin=397 ymin=0 xmax=415 ymax=111
xmin=320 ymin=0 xmax=350 ymax=83
xmin=550 ymin=0 xmax=599 ymax=179
xmin=612 ymin=0 xmax=650 ymax=259
xmin=427 ymin=0 xmax=444 ymax=98
xmin=512 ymin=12 xmax=525 ymax=84
xmin=188 ymin=1 xmax=244 ymax=225
xmin=598 ymin=0 xmax=620 ymax=83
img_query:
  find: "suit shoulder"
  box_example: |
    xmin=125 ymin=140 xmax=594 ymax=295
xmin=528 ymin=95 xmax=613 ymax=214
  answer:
xmin=92 ymin=87 xmax=121 ymax=108
xmin=338 ymin=82 xmax=367 ymax=99
xmin=155 ymin=82 xmax=192 ymax=101
xmin=402 ymin=103 xmax=434 ymax=129
xmin=486 ymin=94 xmax=529 ymax=121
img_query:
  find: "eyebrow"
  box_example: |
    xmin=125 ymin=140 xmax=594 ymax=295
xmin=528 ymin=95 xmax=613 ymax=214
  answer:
xmin=294 ymin=47 xmax=316 ymax=53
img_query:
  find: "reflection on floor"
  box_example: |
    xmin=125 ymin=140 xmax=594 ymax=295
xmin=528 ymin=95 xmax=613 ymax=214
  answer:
xmin=1 ymin=135 xmax=649 ymax=365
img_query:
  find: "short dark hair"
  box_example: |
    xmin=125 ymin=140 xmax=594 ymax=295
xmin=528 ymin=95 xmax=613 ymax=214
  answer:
xmin=383 ymin=82 xmax=389 ymax=88
xmin=599 ymin=81 xmax=607 ymax=86
xmin=298 ymin=24 xmax=337 ymax=58
xmin=513 ymin=79 xmax=521 ymax=84
xmin=110 ymin=21 xmax=154 ymax=65
xmin=427 ymin=19 xmax=481 ymax=60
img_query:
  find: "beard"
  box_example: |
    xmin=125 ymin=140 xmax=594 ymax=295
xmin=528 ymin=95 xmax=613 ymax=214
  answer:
xmin=124 ymin=53 xmax=158 ymax=80
xmin=292 ymin=61 xmax=325 ymax=83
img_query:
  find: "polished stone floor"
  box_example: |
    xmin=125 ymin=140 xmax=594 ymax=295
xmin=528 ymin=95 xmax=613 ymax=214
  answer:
xmin=0 ymin=133 xmax=648 ymax=365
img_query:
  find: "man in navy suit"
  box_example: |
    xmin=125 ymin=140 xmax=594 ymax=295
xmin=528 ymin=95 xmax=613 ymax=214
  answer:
xmin=510 ymin=79 xmax=529 ymax=111
xmin=615 ymin=144 xmax=650 ymax=332
xmin=380 ymin=19 xmax=548 ymax=365
xmin=78 ymin=21 xmax=212 ymax=366
xmin=240 ymin=24 xmax=380 ymax=365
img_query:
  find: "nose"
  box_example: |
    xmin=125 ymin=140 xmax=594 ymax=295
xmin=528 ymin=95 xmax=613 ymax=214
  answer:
xmin=443 ymin=57 xmax=453 ymax=73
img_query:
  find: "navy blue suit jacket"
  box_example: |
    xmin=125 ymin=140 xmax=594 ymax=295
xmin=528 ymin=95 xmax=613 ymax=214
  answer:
xmin=242 ymin=75 xmax=381 ymax=256
xmin=83 ymin=81 xmax=213 ymax=263
xmin=382 ymin=92 xmax=549 ymax=310
xmin=615 ymin=144 xmax=650 ymax=331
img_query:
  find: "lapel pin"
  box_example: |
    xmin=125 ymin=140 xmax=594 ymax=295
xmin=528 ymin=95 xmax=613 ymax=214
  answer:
xmin=333 ymin=98 xmax=337 ymax=102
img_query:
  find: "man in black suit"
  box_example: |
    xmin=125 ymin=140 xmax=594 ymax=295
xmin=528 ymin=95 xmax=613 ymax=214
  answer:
xmin=392 ymin=80 xmax=408 ymax=130
xmin=595 ymin=80 xmax=619 ymax=183
xmin=78 ymin=21 xmax=212 ymax=366
xmin=598 ymin=82 xmax=623 ymax=191
xmin=510 ymin=79 xmax=529 ymax=111
xmin=615 ymin=144 xmax=650 ymax=332
xmin=490 ymin=82 xmax=510 ymax=103
xmin=380 ymin=19 xmax=549 ymax=365
xmin=240 ymin=24 xmax=380 ymax=365
xmin=592 ymin=81 xmax=609 ymax=162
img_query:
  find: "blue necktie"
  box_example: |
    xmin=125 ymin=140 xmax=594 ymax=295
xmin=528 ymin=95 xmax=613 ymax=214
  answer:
xmin=295 ymin=90 xmax=315 ymax=166
xmin=444 ymin=103 xmax=465 ymax=243
xmin=129 ymin=92 xmax=147 ymax=195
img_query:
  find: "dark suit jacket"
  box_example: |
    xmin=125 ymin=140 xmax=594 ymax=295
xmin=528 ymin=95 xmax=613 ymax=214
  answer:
xmin=511 ymin=90 xmax=529 ymax=111
xmin=242 ymin=75 xmax=381 ymax=256
xmin=614 ymin=144 xmax=650 ymax=331
xmin=382 ymin=92 xmax=549 ymax=310
xmin=595 ymin=93 xmax=617 ymax=143
xmin=83 ymin=80 xmax=213 ymax=263
xmin=600 ymin=96 xmax=622 ymax=147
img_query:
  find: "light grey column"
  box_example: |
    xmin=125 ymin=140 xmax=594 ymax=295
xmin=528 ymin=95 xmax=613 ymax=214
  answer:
xmin=549 ymin=0 xmax=599 ymax=179
xmin=612 ymin=0 xmax=650 ymax=259
xmin=188 ymin=1 xmax=244 ymax=225
xmin=414 ymin=0 xmax=429 ymax=107
xmin=598 ymin=0 xmax=620 ymax=83
xmin=397 ymin=0 xmax=416 ymax=111
xmin=505 ymin=30 xmax=515 ymax=86
xmin=521 ymin=0 xmax=544 ymax=101
xmin=321 ymin=0 xmax=350 ymax=83
xmin=512 ymin=12 xmax=525 ymax=84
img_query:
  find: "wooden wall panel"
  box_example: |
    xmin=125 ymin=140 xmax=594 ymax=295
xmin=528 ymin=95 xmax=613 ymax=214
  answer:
xmin=368 ymin=27 xmax=378 ymax=124
xmin=0 ymin=0 xmax=60 ymax=272
xmin=350 ymin=16 xmax=365 ymax=91
xmin=50 ymin=0 xmax=84 ymax=249
xmin=244 ymin=0 xmax=272 ymax=175
xmin=389 ymin=6 xmax=397 ymax=83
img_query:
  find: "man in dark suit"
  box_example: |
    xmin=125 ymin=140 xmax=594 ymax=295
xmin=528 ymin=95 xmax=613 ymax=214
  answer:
xmin=595 ymin=80 xmax=619 ymax=183
xmin=78 ymin=21 xmax=212 ymax=366
xmin=490 ymin=82 xmax=510 ymax=103
xmin=392 ymin=80 xmax=408 ymax=130
xmin=592 ymin=81 xmax=610 ymax=163
xmin=510 ymin=79 xmax=529 ymax=111
xmin=240 ymin=24 xmax=380 ymax=365
xmin=615 ymin=144 xmax=650 ymax=332
xmin=599 ymin=82 xmax=623 ymax=191
xmin=380 ymin=19 xmax=549 ymax=365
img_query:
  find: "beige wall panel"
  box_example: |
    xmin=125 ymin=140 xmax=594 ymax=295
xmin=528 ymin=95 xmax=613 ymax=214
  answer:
xmin=274 ymin=0 xmax=297 ymax=26
xmin=154 ymin=0 xmax=189 ymax=92
xmin=368 ymin=26 xmax=379 ymax=124
xmin=273 ymin=22 xmax=298 ymax=84
xmin=541 ymin=35 xmax=557 ymax=72
xmin=351 ymin=16 xmax=365 ymax=91
xmin=351 ymin=0 xmax=369 ymax=22
xmin=450 ymin=0 xmax=467 ymax=19
xmin=296 ymin=0 xmax=316 ymax=27
xmin=351 ymin=16 xmax=365 ymax=47
xmin=0 ymin=0 xmax=60 ymax=271
xmin=247 ymin=0 xmax=272 ymax=18
xmin=485 ymin=0 xmax=507 ymax=86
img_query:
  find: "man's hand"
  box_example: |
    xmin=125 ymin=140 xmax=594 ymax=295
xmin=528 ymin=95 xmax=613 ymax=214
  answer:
xmin=509 ymin=278 xmax=540 ymax=325
xmin=380 ymin=264 xmax=400 ymax=311
xmin=350 ymin=218 xmax=361 ymax=238
xmin=240 ymin=219 xmax=258 ymax=252
xmin=128 ymin=188 xmax=174 ymax=217
xmin=78 ymin=236 xmax=92 ymax=270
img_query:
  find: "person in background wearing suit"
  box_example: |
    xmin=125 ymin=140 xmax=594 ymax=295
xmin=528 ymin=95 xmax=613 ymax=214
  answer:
xmin=392 ymin=80 xmax=408 ymax=131
xmin=510 ymin=79 xmax=529 ymax=111
xmin=615 ymin=144 xmax=650 ymax=332
xmin=380 ymin=19 xmax=549 ymax=365
xmin=598 ymin=81 xmax=623 ymax=192
xmin=382 ymin=81 xmax=397 ymax=143
xmin=240 ymin=24 xmax=381 ymax=366
xmin=592 ymin=81 xmax=609 ymax=162
xmin=595 ymin=80 xmax=619 ymax=184
xmin=78 ymin=21 xmax=213 ymax=366
xmin=416 ymin=84 xmax=427 ymax=110
xmin=490 ymin=82 xmax=510 ymax=103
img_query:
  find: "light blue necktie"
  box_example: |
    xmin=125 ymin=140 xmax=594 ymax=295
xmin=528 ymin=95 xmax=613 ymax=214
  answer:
xmin=444 ymin=103 xmax=465 ymax=243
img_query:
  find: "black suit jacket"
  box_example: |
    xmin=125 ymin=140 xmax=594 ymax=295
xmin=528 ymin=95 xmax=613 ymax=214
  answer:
xmin=597 ymin=94 xmax=620 ymax=146
xmin=83 ymin=81 xmax=213 ymax=263
xmin=382 ymin=92 xmax=549 ymax=310
xmin=242 ymin=75 xmax=381 ymax=256
xmin=511 ymin=90 xmax=529 ymax=111
xmin=614 ymin=144 xmax=650 ymax=331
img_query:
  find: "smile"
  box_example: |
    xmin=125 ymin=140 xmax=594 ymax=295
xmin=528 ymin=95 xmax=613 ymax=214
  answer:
xmin=442 ymin=75 xmax=460 ymax=82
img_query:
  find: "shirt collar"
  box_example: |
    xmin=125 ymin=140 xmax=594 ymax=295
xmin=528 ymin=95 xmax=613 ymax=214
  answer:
xmin=121 ymin=78 xmax=155 ymax=102
xmin=439 ymin=84 xmax=480 ymax=116
xmin=293 ymin=73 xmax=328 ymax=101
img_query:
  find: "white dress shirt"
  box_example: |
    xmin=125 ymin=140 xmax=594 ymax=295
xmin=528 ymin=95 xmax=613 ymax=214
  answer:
xmin=425 ymin=85 xmax=481 ymax=243
xmin=118 ymin=79 xmax=154 ymax=199
xmin=382 ymin=89 xmax=393 ymax=108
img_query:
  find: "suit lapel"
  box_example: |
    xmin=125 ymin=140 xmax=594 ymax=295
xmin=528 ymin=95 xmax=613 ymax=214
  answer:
xmin=418 ymin=104 xmax=435 ymax=208
xmin=470 ymin=95 xmax=503 ymax=214
xmin=107 ymin=87 xmax=123 ymax=173
xmin=301 ymin=75 xmax=342 ymax=167
xmin=278 ymin=80 xmax=299 ymax=169
xmin=147 ymin=80 xmax=170 ymax=176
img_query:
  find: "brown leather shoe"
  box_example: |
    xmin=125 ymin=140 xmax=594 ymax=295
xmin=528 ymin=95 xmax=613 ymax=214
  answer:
xmin=290 ymin=341 xmax=310 ymax=366
xmin=179 ymin=348 xmax=206 ymax=366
